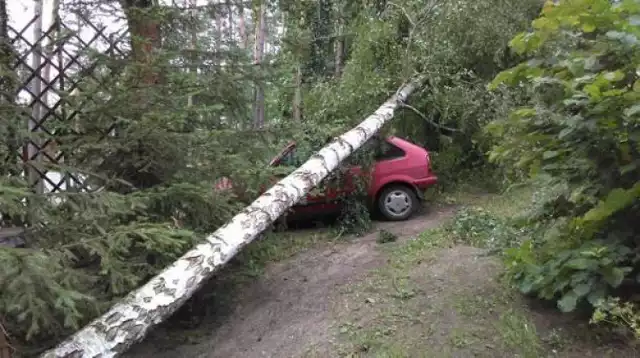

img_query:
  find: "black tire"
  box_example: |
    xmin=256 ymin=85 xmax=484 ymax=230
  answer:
xmin=377 ymin=185 xmax=418 ymax=221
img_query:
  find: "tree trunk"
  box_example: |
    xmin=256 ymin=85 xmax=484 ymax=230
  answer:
xmin=252 ymin=0 xmax=266 ymax=129
xmin=292 ymin=64 xmax=302 ymax=121
xmin=187 ymin=0 xmax=196 ymax=107
xmin=215 ymin=0 xmax=223 ymax=54
xmin=238 ymin=2 xmax=247 ymax=49
xmin=40 ymin=79 xmax=423 ymax=358
xmin=334 ymin=15 xmax=344 ymax=78
xmin=27 ymin=0 xmax=44 ymax=194
xmin=226 ymin=0 xmax=233 ymax=43
xmin=121 ymin=0 xmax=161 ymax=85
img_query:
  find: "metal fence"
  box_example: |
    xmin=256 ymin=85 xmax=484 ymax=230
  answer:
xmin=8 ymin=13 xmax=127 ymax=194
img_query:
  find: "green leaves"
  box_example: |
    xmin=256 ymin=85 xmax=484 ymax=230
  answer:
xmin=580 ymin=182 xmax=640 ymax=227
xmin=623 ymin=104 xmax=640 ymax=117
xmin=558 ymin=291 xmax=579 ymax=312
xmin=602 ymin=267 xmax=629 ymax=288
xmin=507 ymin=238 xmax=636 ymax=314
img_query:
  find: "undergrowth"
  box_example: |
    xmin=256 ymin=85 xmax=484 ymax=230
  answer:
xmin=443 ymin=183 xmax=640 ymax=342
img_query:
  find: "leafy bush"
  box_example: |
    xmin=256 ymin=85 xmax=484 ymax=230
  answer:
xmin=592 ymin=297 xmax=640 ymax=339
xmin=488 ymin=0 xmax=640 ymax=316
xmin=377 ymin=229 xmax=397 ymax=244
xmin=447 ymin=207 xmax=528 ymax=252
xmin=335 ymin=196 xmax=373 ymax=237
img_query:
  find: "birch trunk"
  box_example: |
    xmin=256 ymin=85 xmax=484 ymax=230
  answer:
xmin=252 ymin=0 xmax=266 ymax=129
xmin=40 ymin=79 xmax=423 ymax=358
xmin=27 ymin=0 xmax=44 ymax=194
xmin=238 ymin=2 xmax=247 ymax=49
xmin=215 ymin=0 xmax=222 ymax=54
xmin=226 ymin=0 xmax=233 ymax=43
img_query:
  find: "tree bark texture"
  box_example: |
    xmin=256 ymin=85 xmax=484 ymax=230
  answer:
xmin=121 ymin=0 xmax=161 ymax=85
xmin=27 ymin=0 xmax=44 ymax=193
xmin=238 ymin=2 xmax=247 ymax=49
xmin=292 ymin=64 xmax=302 ymax=121
xmin=252 ymin=0 xmax=266 ymax=129
xmin=40 ymin=79 xmax=423 ymax=358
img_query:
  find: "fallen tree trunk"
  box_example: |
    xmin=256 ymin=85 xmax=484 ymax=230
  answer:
xmin=40 ymin=79 xmax=423 ymax=358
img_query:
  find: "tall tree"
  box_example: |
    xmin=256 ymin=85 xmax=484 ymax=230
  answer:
xmin=27 ymin=0 xmax=45 ymax=193
xmin=238 ymin=1 xmax=248 ymax=48
xmin=252 ymin=0 xmax=266 ymax=128
xmin=333 ymin=0 xmax=344 ymax=78
xmin=120 ymin=0 xmax=161 ymax=84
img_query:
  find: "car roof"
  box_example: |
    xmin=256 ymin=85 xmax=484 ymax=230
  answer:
xmin=269 ymin=135 xmax=425 ymax=166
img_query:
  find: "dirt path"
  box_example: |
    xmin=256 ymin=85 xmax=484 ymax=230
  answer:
xmin=125 ymin=207 xmax=457 ymax=358
xmin=126 ymin=199 xmax=637 ymax=358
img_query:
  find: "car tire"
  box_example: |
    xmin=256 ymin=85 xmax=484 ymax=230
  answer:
xmin=377 ymin=185 xmax=418 ymax=221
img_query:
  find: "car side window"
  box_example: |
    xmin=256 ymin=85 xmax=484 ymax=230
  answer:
xmin=344 ymin=138 xmax=379 ymax=166
xmin=374 ymin=141 xmax=405 ymax=161
xmin=343 ymin=138 xmax=405 ymax=166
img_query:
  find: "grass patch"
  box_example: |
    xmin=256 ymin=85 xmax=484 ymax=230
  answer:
xmin=234 ymin=229 xmax=336 ymax=278
xmin=433 ymin=185 xmax=534 ymax=217
xmin=376 ymin=229 xmax=398 ymax=244
xmin=440 ymin=186 xmax=535 ymax=252
xmin=497 ymin=309 xmax=543 ymax=358
xmin=332 ymin=187 xmax=550 ymax=357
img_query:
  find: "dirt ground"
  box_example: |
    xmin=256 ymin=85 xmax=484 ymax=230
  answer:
xmin=125 ymin=203 xmax=638 ymax=358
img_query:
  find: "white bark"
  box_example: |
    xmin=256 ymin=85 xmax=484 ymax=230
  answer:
xmin=252 ymin=0 xmax=266 ymax=129
xmin=28 ymin=0 xmax=44 ymax=193
xmin=40 ymin=79 xmax=423 ymax=358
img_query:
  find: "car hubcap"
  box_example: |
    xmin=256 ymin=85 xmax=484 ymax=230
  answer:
xmin=384 ymin=190 xmax=411 ymax=216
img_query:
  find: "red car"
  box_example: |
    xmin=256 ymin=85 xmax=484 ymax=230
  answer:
xmin=216 ymin=136 xmax=438 ymax=221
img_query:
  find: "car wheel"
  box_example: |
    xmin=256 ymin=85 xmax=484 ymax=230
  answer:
xmin=377 ymin=185 xmax=417 ymax=221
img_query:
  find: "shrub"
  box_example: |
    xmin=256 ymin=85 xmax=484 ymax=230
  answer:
xmin=488 ymin=0 xmax=640 ymax=317
xmin=446 ymin=207 xmax=528 ymax=252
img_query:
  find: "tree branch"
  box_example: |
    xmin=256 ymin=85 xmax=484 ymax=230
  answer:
xmin=399 ymin=101 xmax=460 ymax=133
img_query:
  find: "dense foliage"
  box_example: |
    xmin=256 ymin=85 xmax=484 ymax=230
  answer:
xmin=488 ymin=0 xmax=640 ymax=332
xmin=14 ymin=0 xmax=639 ymax=354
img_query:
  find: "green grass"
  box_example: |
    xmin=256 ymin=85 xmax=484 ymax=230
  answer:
xmin=333 ymin=186 xmax=546 ymax=357
xmin=497 ymin=309 xmax=543 ymax=358
xmin=437 ymin=185 xmax=535 ymax=218
xmin=234 ymin=228 xmax=337 ymax=278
